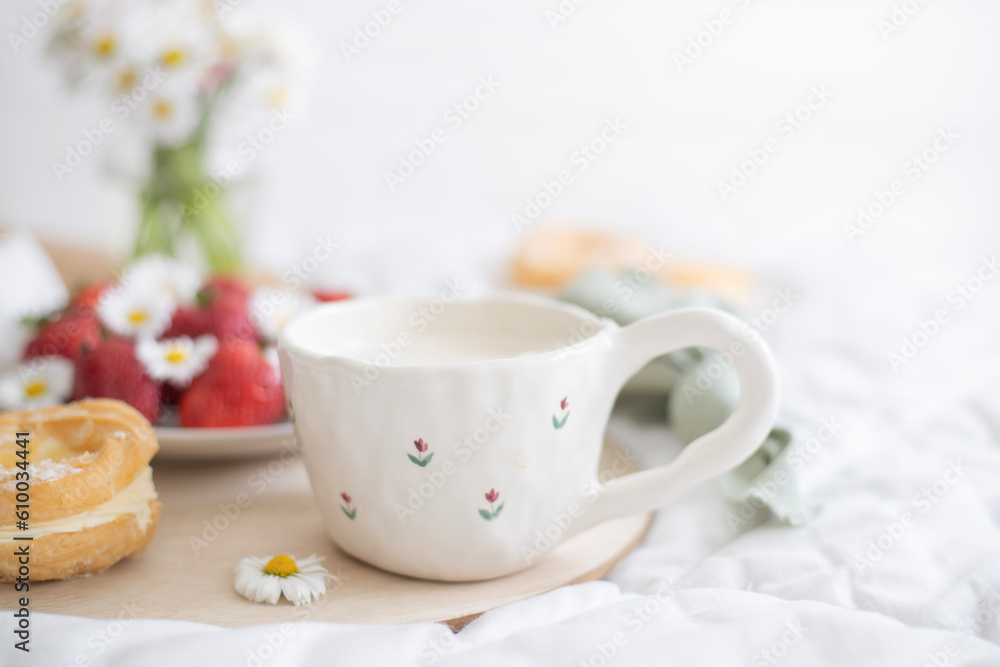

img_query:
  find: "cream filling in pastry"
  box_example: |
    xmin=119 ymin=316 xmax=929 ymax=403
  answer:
xmin=0 ymin=466 xmax=157 ymax=541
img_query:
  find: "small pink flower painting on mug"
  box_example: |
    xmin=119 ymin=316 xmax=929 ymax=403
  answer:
xmin=340 ymin=492 xmax=356 ymax=520
xmin=552 ymin=397 xmax=570 ymax=430
xmin=479 ymin=488 xmax=504 ymax=521
xmin=408 ymin=438 xmax=434 ymax=467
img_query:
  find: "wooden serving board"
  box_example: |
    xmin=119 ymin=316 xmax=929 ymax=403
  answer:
xmin=4 ymin=442 xmax=650 ymax=630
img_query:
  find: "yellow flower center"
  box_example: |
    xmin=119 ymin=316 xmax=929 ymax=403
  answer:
xmin=161 ymin=48 xmax=186 ymax=67
xmin=128 ymin=310 xmax=149 ymax=325
xmin=152 ymin=99 xmax=174 ymax=121
xmin=219 ymin=36 xmax=237 ymax=57
xmin=116 ymin=68 xmax=137 ymax=91
xmin=24 ymin=380 xmax=47 ymax=398
xmin=263 ymin=554 xmax=298 ymax=578
xmin=166 ymin=349 xmax=187 ymax=364
xmin=267 ymin=85 xmax=289 ymax=109
xmin=94 ymin=33 xmax=116 ymax=57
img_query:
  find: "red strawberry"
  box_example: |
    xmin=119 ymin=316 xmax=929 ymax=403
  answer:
xmin=162 ymin=281 xmax=255 ymax=342
xmin=207 ymin=296 xmax=256 ymax=343
xmin=204 ymin=276 xmax=250 ymax=305
xmin=23 ymin=311 xmax=101 ymax=363
xmin=179 ymin=339 xmax=284 ymax=427
xmin=70 ymin=280 xmax=114 ymax=313
xmin=162 ymin=305 xmax=212 ymax=339
xmin=312 ymin=289 xmax=350 ymax=303
xmin=74 ymin=337 xmax=161 ymax=423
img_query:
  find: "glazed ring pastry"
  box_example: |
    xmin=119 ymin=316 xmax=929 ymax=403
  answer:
xmin=0 ymin=398 xmax=161 ymax=581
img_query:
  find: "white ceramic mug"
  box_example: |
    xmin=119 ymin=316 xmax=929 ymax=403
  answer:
xmin=279 ymin=293 xmax=779 ymax=581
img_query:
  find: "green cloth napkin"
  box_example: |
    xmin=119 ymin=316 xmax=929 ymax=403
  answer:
xmin=559 ymin=269 xmax=817 ymax=526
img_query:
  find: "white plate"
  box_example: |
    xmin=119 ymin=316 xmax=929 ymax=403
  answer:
xmin=153 ymin=422 xmax=295 ymax=460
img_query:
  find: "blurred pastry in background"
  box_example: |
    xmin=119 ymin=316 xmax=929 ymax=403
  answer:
xmin=510 ymin=225 xmax=754 ymax=307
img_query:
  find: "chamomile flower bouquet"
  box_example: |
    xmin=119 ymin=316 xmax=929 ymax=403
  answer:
xmin=0 ymin=254 xmax=348 ymax=427
xmin=47 ymin=0 xmax=309 ymax=271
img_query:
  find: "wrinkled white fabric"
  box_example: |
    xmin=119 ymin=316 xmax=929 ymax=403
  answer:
xmin=4 ymin=251 xmax=1000 ymax=666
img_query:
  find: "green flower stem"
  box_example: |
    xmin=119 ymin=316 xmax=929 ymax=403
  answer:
xmin=131 ymin=136 xmax=242 ymax=272
xmin=135 ymin=189 xmax=177 ymax=258
xmin=183 ymin=186 xmax=242 ymax=272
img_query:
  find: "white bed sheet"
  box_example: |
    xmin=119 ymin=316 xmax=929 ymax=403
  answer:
xmin=4 ymin=251 xmax=1000 ymax=667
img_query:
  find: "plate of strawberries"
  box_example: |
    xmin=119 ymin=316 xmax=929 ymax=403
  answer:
xmin=0 ymin=255 xmax=348 ymax=459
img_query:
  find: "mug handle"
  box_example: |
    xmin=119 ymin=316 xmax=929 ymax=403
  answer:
xmin=571 ymin=307 xmax=781 ymax=534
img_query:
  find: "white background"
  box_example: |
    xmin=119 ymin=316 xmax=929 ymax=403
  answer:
xmin=1 ymin=0 xmax=999 ymax=294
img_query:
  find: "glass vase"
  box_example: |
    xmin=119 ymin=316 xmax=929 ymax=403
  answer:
xmin=132 ymin=136 xmax=242 ymax=272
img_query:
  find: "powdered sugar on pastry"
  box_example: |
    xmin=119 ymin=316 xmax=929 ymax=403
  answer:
xmin=0 ymin=459 xmax=82 ymax=490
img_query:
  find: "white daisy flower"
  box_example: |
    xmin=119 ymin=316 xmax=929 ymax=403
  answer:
xmin=84 ymin=23 xmax=120 ymax=62
xmin=137 ymin=335 xmax=218 ymax=387
xmin=222 ymin=7 xmax=308 ymax=70
xmin=108 ymin=60 xmax=141 ymax=95
xmin=98 ymin=284 xmax=176 ymax=339
xmin=126 ymin=0 xmax=217 ymax=72
xmin=49 ymin=4 xmax=123 ymax=88
xmin=145 ymin=76 xmax=202 ymax=147
xmin=220 ymin=8 xmax=313 ymax=112
xmin=235 ymin=554 xmax=333 ymax=606
xmin=0 ymin=357 xmax=75 ymax=411
xmin=250 ymin=289 xmax=316 ymax=342
xmin=119 ymin=254 xmax=202 ymax=306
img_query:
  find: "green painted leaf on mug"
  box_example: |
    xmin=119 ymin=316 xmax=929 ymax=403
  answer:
xmin=493 ymin=502 xmax=504 ymax=518
xmin=553 ymin=412 xmax=570 ymax=429
xmin=478 ymin=509 xmax=493 ymax=521
xmin=408 ymin=452 xmax=434 ymax=467
xmin=341 ymin=505 xmax=356 ymax=520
